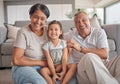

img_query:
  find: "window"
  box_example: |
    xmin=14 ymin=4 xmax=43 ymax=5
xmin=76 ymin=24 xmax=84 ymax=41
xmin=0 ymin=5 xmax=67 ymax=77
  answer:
xmin=86 ymin=8 xmax=104 ymax=25
xmin=7 ymin=4 xmax=72 ymax=24
xmin=7 ymin=5 xmax=31 ymax=24
xmin=105 ymin=2 xmax=120 ymax=24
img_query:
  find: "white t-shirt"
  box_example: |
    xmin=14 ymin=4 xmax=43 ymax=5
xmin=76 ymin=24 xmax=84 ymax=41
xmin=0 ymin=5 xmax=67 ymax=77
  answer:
xmin=14 ymin=25 xmax=48 ymax=60
xmin=42 ymin=39 xmax=66 ymax=65
xmin=64 ymin=27 xmax=109 ymax=63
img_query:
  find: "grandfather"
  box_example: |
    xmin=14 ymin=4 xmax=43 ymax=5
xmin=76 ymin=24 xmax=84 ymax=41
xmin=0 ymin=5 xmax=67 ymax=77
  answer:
xmin=65 ymin=11 xmax=120 ymax=84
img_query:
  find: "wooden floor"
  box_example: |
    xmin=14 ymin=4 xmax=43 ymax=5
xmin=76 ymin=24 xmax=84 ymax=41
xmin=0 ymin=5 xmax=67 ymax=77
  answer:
xmin=0 ymin=68 xmax=13 ymax=84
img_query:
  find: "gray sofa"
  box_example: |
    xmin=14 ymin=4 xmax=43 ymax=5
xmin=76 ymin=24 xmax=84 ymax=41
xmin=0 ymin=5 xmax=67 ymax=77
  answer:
xmin=0 ymin=20 xmax=120 ymax=67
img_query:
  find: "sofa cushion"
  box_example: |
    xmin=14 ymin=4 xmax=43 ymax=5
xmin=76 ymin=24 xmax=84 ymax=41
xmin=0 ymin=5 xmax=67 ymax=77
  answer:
xmin=6 ymin=24 xmax=21 ymax=40
xmin=15 ymin=21 xmax=30 ymax=27
xmin=5 ymin=39 xmax=15 ymax=43
xmin=109 ymin=51 xmax=117 ymax=59
xmin=0 ymin=27 xmax=7 ymax=44
xmin=1 ymin=42 xmax=14 ymax=55
xmin=90 ymin=16 xmax=101 ymax=29
xmin=1 ymin=55 xmax=12 ymax=67
xmin=108 ymin=39 xmax=116 ymax=51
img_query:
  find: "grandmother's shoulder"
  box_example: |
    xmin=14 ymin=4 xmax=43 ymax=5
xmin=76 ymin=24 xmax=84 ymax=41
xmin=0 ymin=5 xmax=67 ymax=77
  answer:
xmin=19 ymin=25 xmax=30 ymax=31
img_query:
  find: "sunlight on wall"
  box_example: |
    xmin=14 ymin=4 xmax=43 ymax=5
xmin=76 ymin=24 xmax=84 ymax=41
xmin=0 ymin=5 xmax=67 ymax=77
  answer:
xmin=7 ymin=4 xmax=72 ymax=24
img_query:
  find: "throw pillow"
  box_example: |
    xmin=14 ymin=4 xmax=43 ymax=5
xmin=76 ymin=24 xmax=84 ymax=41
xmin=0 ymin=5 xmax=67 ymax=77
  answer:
xmin=90 ymin=16 xmax=101 ymax=28
xmin=6 ymin=24 xmax=21 ymax=40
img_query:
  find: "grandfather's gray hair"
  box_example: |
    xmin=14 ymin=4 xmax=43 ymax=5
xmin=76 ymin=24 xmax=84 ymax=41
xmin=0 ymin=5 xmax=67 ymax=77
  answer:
xmin=74 ymin=11 xmax=88 ymax=17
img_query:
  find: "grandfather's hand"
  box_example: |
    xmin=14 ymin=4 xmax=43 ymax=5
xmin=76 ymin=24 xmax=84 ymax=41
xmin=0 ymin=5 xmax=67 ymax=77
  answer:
xmin=67 ymin=39 xmax=82 ymax=51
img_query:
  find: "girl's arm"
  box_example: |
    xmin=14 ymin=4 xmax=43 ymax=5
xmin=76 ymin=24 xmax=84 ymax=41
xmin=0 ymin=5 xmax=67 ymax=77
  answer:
xmin=43 ymin=50 xmax=57 ymax=76
xmin=43 ymin=50 xmax=59 ymax=82
xmin=68 ymin=48 xmax=72 ymax=58
xmin=61 ymin=47 xmax=68 ymax=75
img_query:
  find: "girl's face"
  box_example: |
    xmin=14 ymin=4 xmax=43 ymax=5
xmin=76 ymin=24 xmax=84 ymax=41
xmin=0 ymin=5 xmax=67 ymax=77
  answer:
xmin=30 ymin=10 xmax=47 ymax=31
xmin=48 ymin=24 xmax=62 ymax=40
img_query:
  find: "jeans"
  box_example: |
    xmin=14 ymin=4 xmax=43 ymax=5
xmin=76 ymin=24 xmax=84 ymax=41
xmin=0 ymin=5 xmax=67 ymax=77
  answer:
xmin=12 ymin=66 xmax=77 ymax=84
xmin=12 ymin=66 xmax=47 ymax=84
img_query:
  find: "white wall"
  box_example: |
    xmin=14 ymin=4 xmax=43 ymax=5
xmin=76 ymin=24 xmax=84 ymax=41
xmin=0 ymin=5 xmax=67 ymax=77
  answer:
xmin=47 ymin=4 xmax=72 ymax=21
xmin=75 ymin=0 xmax=94 ymax=9
xmin=7 ymin=4 xmax=72 ymax=24
xmin=0 ymin=0 xmax=4 ymax=27
xmin=75 ymin=0 xmax=119 ymax=8
xmin=7 ymin=5 xmax=31 ymax=24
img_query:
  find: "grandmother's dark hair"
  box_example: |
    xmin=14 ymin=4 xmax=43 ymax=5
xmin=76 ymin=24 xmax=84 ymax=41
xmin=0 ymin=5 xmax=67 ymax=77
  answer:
xmin=48 ymin=20 xmax=63 ymax=39
xmin=29 ymin=3 xmax=50 ymax=18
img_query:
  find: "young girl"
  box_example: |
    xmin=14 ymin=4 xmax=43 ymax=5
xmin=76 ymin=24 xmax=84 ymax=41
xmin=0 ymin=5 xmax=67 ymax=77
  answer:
xmin=40 ymin=20 xmax=76 ymax=84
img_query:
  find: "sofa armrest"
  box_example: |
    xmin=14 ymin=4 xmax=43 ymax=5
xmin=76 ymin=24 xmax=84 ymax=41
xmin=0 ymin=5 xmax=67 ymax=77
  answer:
xmin=102 ymin=24 xmax=120 ymax=56
xmin=0 ymin=27 xmax=7 ymax=44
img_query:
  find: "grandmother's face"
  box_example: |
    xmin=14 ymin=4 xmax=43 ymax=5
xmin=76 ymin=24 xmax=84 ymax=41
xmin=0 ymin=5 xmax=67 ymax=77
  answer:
xmin=74 ymin=13 xmax=91 ymax=37
xmin=30 ymin=10 xmax=47 ymax=30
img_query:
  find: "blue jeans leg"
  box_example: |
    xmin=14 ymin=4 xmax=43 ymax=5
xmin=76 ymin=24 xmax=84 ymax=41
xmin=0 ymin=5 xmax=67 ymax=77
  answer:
xmin=11 ymin=66 xmax=47 ymax=84
xmin=68 ymin=74 xmax=77 ymax=84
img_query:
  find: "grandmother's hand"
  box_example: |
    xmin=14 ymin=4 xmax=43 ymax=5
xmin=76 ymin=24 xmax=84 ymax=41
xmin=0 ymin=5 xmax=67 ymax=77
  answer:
xmin=67 ymin=39 xmax=82 ymax=51
xmin=41 ymin=60 xmax=48 ymax=67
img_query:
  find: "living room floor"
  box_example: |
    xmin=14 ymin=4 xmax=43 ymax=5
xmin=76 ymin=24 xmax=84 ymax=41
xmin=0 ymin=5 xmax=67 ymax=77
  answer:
xmin=0 ymin=68 xmax=13 ymax=84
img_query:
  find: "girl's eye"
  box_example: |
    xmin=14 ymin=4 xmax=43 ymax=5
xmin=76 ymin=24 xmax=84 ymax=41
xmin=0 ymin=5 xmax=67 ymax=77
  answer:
xmin=55 ymin=28 xmax=58 ymax=31
xmin=49 ymin=28 xmax=53 ymax=31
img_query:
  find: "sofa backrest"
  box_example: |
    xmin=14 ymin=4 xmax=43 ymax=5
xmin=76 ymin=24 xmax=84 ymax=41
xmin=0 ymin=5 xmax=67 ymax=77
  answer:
xmin=15 ymin=21 xmax=30 ymax=27
xmin=14 ymin=20 xmax=75 ymax=33
xmin=102 ymin=24 xmax=120 ymax=56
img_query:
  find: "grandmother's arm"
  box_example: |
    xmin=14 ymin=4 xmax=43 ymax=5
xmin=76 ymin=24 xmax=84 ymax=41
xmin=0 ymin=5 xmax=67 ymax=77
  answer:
xmin=12 ymin=47 xmax=47 ymax=66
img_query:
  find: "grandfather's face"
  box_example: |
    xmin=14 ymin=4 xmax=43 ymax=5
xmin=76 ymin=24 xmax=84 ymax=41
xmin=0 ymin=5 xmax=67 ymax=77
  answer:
xmin=74 ymin=13 xmax=91 ymax=38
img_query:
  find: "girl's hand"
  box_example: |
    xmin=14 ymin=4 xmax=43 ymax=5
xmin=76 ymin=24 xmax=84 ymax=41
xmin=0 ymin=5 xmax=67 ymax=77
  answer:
xmin=52 ymin=74 xmax=59 ymax=84
xmin=57 ymin=72 xmax=65 ymax=81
